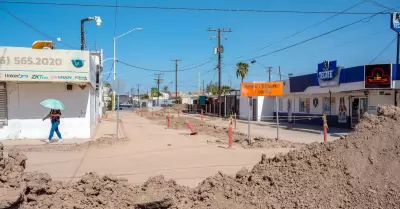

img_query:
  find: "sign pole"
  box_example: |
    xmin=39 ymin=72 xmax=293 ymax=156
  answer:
xmin=116 ymin=79 xmax=120 ymax=139
xmin=248 ymin=96 xmax=251 ymax=144
xmin=276 ymin=96 xmax=279 ymax=140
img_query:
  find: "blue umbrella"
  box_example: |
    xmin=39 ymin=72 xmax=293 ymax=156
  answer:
xmin=40 ymin=99 xmax=65 ymax=110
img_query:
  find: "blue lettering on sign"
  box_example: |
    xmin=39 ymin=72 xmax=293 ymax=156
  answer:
xmin=317 ymin=60 xmax=338 ymax=81
xmin=390 ymin=13 xmax=400 ymax=33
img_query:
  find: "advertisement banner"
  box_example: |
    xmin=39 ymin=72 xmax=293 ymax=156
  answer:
xmin=0 ymin=47 xmax=91 ymax=83
xmin=338 ymin=97 xmax=347 ymax=123
xmin=364 ymin=64 xmax=392 ymax=89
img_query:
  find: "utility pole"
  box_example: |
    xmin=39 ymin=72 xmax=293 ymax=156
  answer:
xmin=198 ymin=66 xmax=200 ymax=93
xmin=267 ymin=66 xmax=273 ymax=82
xmin=278 ymin=66 xmax=282 ymax=81
xmin=137 ymin=84 xmax=140 ymax=108
xmin=171 ymin=59 xmax=182 ymax=104
xmin=202 ymin=80 xmax=205 ymax=94
xmin=154 ymin=73 xmax=164 ymax=106
xmin=207 ymin=28 xmax=232 ymax=117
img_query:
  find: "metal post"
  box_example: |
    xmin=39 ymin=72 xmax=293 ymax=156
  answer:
xmin=248 ymin=97 xmax=251 ymax=144
xmin=113 ymin=38 xmax=116 ymax=112
xmin=396 ymin=32 xmax=399 ymax=67
xmin=116 ymin=79 xmax=120 ymax=139
xmin=80 ymin=19 xmax=85 ymax=50
xmin=276 ymin=96 xmax=279 ymax=140
xmin=224 ymin=96 xmax=227 ymax=118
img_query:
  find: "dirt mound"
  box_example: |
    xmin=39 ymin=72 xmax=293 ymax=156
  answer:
xmin=155 ymin=105 xmax=400 ymax=208
xmin=0 ymin=143 xmax=27 ymax=208
xmin=22 ymin=172 xmax=136 ymax=209
xmin=1 ymin=105 xmax=400 ymax=208
xmin=151 ymin=115 xmax=301 ymax=149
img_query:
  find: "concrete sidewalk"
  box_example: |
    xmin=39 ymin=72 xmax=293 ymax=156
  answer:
xmin=182 ymin=113 xmax=339 ymax=144
xmin=2 ymin=117 xmax=124 ymax=148
xmin=183 ymin=113 xmax=350 ymax=137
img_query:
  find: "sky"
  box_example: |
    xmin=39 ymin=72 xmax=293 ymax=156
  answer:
xmin=0 ymin=0 xmax=399 ymax=93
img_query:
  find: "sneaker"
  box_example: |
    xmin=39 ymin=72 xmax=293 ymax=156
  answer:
xmin=41 ymin=139 xmax=50 ymax=143
xmin=57 ymin=139 xmax=63 ymax=143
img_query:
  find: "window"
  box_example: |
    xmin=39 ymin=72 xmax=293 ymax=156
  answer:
xmin=0 ymin=83 xmax=7 ymax=125
xmin=278 ymin=98 xmax=283 ymax=111
xmin=322 ymin=97 xmax=336 ymax=114
xmin=299 ymin=98 xmax=310 ymax=113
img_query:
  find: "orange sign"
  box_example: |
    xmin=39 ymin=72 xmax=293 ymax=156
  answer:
xmin=241 ymin=81 xmax=284 ymax=97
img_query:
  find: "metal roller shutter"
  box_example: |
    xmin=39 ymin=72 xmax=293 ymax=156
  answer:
xmin=0 ymin=83 xmax=7 ymax=125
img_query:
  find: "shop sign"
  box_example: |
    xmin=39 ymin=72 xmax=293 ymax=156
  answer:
xmin=317 ymin=60 xmax=341 ymax=87
xmin=4 ymin=73 xmax=28 ymax=79
xmin=390 ymin=12 xmax=400 ymax=33
xmin=0 ymin=47 xmax=92 ymax=84
xmin=364 ymin=64 xmax=391 ymax=89
xmin=241 ymin=81 xmax=284 ymax=97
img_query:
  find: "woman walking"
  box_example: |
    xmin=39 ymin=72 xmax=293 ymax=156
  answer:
xmin=43 ymin=109 xmax=62 ymax=143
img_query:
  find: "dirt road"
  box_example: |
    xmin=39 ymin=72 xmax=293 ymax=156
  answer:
xmin=15 ymin=111 xmax=292 ymax=187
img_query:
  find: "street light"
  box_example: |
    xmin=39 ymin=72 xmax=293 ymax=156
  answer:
xmin=80 ymin=16 xmax=102 ymax=50
xmin=112 ymin=27 xmax=143 ymax=111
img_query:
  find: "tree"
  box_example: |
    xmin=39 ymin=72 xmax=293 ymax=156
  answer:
xmin=163 ymin=86 xmax=169 ymax=92
xmin=151 ymin=87 xmax=161 ymax=97
xmin=221 ymin=85 xmax=231 ymax=95
xmin=206 ymin=82 xmax=231 ymax=95
xmin=236 ymin=62 xmax=249 ymax=83
xmin=140 ymin=94 xmax=149 ymax=99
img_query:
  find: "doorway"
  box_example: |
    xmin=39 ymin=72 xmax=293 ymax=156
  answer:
xmin=351 ymin=97 xmax=368 ymax=128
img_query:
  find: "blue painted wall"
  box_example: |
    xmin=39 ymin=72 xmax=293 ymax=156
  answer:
xmin=289 ymin=64 xmax=400 ymax=94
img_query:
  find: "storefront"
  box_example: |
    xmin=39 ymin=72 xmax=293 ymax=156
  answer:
xmin=0 ymin=46 xmax=101 ymax=140
xmin=276 ymin=61 xmax=399 ymax=129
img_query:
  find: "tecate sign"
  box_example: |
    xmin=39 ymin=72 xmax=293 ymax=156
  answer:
xmin=317 ymin=60 xmax=338 ymax=81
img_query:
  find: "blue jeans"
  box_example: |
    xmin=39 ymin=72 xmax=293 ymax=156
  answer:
xmin=48 ymin=120 xmax=62 ymax=140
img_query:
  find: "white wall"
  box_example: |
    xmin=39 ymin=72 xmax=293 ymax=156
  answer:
xmin=239 ymin=96 xmax=250 ymax=120
xmin=368 ymin=90 xmax=395 ymax=114
xmin=0 ymin=82 xmax=92 ymax=140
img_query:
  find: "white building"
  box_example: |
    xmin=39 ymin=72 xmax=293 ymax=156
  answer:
xmin=239 ymin=61 xmax=400 ymax=129
xmin=0 ymin=46 xmax=103 ymax=140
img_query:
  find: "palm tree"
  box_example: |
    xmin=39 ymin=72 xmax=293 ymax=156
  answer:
xmin=236 ymin=62 xmax=249 ymax=83
xmin=163 ymin=86 xmax=169 ymax=92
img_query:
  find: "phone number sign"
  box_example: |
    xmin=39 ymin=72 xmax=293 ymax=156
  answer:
xmin=241 ymin=81 xmax=284 ymax=97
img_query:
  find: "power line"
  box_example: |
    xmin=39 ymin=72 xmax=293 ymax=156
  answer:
xmin=222 ymin=6 xmax=399 ymax=68
xmin=0 ymin=1 xmax=393 ymax=15
xmin=117 ymin=59 xmax=214 ymax=73
xmin=0 ymin=6 xmax=78 ymax=49
xmin=367 ymin=0 xmax=399 ymax=12
xmin=369 ymin=36 xmax=396 ymax=64
xmin=246 ymin=11 xmax=386 ymax=62
xmin=231 ymin=0 xmax=368 ymax=61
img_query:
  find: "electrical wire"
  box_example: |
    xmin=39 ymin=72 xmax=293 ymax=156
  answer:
xmin=229 ymin=0 xmax=369 ymax=62
xmin=367 ymin=0 xmax=399 ymax=12
xmin=0 ymin=1 xmax=393 ymax=15
xmin=117 ymin=59 xmax=216 ymax=73
xmin=222 ymin=6 xmax=399 ymax=68
xmin=0 ymin=6 xmax=78 ymax=49
xmin=368 ymin=36 xmax=396 ymax=64
xmin=246 ymin=12 xmax=386 ymax=61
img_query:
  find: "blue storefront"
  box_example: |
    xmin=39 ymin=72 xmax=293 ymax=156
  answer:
xmin=275 ymin=62 xmax=400 ymax=129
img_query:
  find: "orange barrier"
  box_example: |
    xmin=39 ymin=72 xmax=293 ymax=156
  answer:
xmin=186 ymin=119 xmax=198 ymax=135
